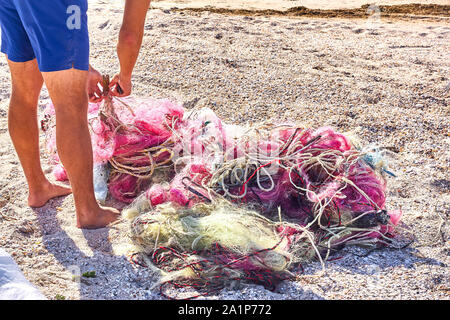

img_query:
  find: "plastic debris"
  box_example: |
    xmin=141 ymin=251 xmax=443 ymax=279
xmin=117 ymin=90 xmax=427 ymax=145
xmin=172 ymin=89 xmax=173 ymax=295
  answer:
xmin=93 ymin=163 xmax=110 ymax=204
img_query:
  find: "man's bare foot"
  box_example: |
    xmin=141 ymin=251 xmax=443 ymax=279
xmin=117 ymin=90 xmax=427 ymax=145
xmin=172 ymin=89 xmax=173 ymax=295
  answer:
xmin=77 ymin=206 xmax=120 ymax=229
xmin=28 ymin=182 xmax=72 ymax=208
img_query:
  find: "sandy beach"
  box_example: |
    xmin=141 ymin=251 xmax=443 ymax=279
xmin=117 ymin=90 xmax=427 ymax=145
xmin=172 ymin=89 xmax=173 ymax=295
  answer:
xmin=0 ymin=1 xmax=448 ymax=300
xmin=150 ymin=0 xmax=450 ymax=11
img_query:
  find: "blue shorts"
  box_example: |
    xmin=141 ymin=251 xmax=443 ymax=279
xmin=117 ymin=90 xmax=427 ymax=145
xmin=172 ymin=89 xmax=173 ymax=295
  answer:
xmin=0 ymin=0 xmax=89 ymax=72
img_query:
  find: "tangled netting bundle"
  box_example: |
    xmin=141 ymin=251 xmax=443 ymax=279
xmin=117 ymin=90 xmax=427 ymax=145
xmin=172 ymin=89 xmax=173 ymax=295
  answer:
xmin=42 ymin=96 xmax=182 ymax=202
xmin=43 ymin=96 xmax=402 ymax=299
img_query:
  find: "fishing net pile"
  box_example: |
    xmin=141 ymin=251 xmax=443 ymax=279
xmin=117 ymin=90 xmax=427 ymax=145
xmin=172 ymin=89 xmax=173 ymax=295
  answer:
xmin=42 ymin=94 xmax=182 ymax=203
xmin=42 ymin=95 xmax=402 ymax=299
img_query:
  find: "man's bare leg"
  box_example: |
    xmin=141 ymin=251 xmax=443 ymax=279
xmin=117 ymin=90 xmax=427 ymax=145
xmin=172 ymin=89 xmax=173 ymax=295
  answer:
xmin=7 ymin=58 xmax=72 ymax=207
xmin=41 ymin=68 xmax=118 ymax=229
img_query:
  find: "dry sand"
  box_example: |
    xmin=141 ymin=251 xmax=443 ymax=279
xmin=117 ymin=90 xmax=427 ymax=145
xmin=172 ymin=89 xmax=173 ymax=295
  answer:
xmin=0 ymin=1 xmax=448 ymax=300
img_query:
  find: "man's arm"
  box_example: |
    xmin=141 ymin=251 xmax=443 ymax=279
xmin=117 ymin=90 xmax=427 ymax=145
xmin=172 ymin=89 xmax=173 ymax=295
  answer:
xmin=110 ymin=0 xmax=151 ymax=97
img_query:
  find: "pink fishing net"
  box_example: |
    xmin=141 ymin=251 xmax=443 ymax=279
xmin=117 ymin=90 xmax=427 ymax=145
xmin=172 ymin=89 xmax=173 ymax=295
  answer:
xmin=43 ymin=97 xmax=183 ymax=202
xmin=43 ymin=96 xmax=400 ymax=229
xmin=43 ymin=96 xmax=403 ymax=296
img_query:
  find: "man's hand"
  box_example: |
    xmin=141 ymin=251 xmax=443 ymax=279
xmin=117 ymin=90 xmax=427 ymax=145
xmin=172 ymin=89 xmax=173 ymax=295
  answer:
xmin=87 ymin=65 xmax=104 ymax=102
xmin=109 ymin=73 xmax=132 ymax=97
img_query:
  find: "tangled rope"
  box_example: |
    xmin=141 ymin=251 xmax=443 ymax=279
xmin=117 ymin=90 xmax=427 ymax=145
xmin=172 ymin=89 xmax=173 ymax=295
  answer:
xmin=43 ymin=96 xmax=403 ymax=299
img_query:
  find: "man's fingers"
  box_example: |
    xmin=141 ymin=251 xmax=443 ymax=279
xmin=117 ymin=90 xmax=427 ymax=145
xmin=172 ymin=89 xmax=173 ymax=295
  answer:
xmin=95 ymin=87 xmax=103 ymax=98
xmin=110 ymin=87 xmax=125 ymax=97
xmin=109 ymin=75 xmax=120 ymax=88
xmin=89 ymin=92 xmax=103 ymax=103
xmin=108 ymin=74 xmax=131 ymax=97
xmin=87 ymin=84 xmax=104 ymax=101
xmin=109 ymin=82 xmax=126 ymax=97
xmin=89 ymin=94 xmax=98 ymax=103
